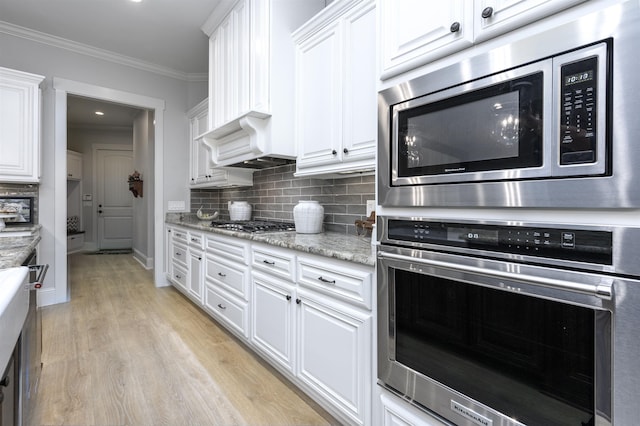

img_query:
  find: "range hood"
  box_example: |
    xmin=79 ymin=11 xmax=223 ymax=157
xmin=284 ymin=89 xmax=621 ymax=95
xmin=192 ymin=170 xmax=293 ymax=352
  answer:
xmin=201 ymin=113 xmax=296 ymax=170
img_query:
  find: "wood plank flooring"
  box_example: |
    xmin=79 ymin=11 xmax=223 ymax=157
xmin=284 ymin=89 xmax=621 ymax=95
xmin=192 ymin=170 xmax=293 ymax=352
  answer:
xmin=29 ymin=253 xmax=337 ymax=426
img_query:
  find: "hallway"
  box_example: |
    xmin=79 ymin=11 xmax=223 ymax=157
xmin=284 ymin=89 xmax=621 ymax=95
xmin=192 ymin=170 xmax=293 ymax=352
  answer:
xmin=29 ymin=253 xmax=335 ymax=425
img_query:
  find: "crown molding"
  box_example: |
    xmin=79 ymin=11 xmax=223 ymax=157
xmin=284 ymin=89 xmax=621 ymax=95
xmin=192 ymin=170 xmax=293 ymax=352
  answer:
xmin=0 ymin=20 xmax=207 ymax=82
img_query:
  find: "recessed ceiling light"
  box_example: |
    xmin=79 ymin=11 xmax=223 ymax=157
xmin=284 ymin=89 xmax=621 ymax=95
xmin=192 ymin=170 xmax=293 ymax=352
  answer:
xmin=131 ymin=0 xmax=142 ymax=2
xmin=95 ymin=111 xmax=104 ymax=116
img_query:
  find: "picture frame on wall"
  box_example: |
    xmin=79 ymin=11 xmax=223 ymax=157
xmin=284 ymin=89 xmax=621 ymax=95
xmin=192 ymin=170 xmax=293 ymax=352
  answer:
xmin=0 ymin=196 xmax=34 ymax=225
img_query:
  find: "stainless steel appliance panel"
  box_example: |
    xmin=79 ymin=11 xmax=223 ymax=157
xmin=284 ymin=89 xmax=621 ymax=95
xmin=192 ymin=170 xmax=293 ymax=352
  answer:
xmin=378 ymin=1 xmax=640 ymax=208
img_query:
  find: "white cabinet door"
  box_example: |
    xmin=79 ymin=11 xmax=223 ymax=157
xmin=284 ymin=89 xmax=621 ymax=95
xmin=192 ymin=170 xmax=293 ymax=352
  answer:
xmin=188 ymin=249 xmax=204 ymax=304
xmin=474 ymin=0 xmax=587 ymax=42
xmin=342 ymin=1 xmax=377 ymax=166
xmin=189 ymin=101 xmax=212 ymax=186
xmin=209 ymin=0 xmax=250 ymax=129
xmin=66 ymin=151 xmax=83 ymax=180
xmin=297 ymin=289 xmax=371 ymax=426
xmin=251 ymin=271 xmax=295 ymax=374
xmin=0 ymin=67 xmax=44 ymax=183
xmin=294 ymin=20 xmax=343 ymax=170
xmin=294 ymin=0 xmax=377 ymax=177
xmin=379 ymin=0 xmax=471 ymax=80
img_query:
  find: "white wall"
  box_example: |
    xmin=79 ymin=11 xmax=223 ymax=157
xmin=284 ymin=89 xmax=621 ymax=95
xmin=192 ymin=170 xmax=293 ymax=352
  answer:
xmin=0 ymin=31 xmax=206 ymax=304
xmin=132 ymin=110 xmax=154 ymax=268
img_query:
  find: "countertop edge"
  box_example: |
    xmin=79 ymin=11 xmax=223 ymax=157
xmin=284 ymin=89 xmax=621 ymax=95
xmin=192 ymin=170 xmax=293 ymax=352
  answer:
xmin=165 ymin=217 xmax=375 ymax=267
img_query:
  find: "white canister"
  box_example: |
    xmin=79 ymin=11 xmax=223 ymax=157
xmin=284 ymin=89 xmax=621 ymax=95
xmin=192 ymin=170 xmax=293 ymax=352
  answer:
xmin=293 ymin=200 xmax=324 ymax=234
xmin=228 ymin=201 xmax=252 ymax=221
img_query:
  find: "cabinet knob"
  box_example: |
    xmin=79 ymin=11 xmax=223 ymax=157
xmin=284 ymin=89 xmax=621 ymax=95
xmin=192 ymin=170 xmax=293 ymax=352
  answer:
xmin=0 ymin=375 xmax=9 ymax=387
xmin=198 ymin=257 xmax=202 ymax=261
xmin=343 ymin=148 xmax=349 ymax=154
xmin=296 ymin=298 xmax=301 ymax=305
xmin=481 ymin=6 xmax=494 ymax=18
xmin=332 ymin=150 xmax=337 ymax=155
xmin=175 ymin=274 xmax=182 ymax=279
xmin=191 ymin=178 xmax=195 ymax=181
xmin=450 ymin=21 xmax=461 ymax=33
xmin=286 ymin=295 xmax=292 ymax=301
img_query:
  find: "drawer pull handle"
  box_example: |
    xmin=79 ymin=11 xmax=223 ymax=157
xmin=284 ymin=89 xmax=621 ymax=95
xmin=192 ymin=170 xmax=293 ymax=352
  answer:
xmin=191 ymin=238 xmax=198 ymax=242
xmin=218 ymin=272 xmax=226 ymax=277
xmin=175 ymin=274 xmax=182 ymax=279
xmin=318 ymin=276 xmax=336 ymax=284
xmin=263 ymin=260 xmax=275 ymax=265
xmin=176 ymin=252 xmax=182 ymax=256
xmin=217 ymin=303 xmax=226 ymax=310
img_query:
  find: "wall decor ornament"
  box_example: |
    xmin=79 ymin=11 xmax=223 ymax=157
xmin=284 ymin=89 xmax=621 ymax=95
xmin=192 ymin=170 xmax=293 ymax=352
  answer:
xmin=128 ymin=170 xmax=143 ymax=198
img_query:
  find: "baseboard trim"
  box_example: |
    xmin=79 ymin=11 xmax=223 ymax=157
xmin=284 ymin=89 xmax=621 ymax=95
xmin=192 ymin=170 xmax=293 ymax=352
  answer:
xmin=133 ymin=248 xmax=153 ymax=270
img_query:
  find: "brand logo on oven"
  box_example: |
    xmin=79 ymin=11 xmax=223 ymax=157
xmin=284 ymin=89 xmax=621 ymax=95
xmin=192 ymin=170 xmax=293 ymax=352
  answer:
xmin=444 ymin=167 xmax=466 ymax=173
xmin=451 ymin=400 xmax=493 ymax=426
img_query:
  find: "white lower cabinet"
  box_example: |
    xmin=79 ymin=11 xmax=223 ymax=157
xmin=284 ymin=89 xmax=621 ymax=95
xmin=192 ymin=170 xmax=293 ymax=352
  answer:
xmin=380 ymin=391 xmax=449 ymax=426
xmin=165 ymin=225 xmax=373 ymax=425
xmin=251 ymin=271 xmax=295 ymax=374
xmin=296 ymin=288 xmax=372 ymax=426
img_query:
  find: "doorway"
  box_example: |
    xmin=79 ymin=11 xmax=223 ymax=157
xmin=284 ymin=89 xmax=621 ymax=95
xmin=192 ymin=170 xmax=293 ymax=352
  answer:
xmin=50 ymin=78 xmax=167 ymax=306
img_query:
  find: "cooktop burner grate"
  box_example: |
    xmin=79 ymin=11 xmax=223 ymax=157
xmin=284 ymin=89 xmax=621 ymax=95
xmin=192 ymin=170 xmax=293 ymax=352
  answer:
xmin=210 ymin=220 xmax=295 ymax=233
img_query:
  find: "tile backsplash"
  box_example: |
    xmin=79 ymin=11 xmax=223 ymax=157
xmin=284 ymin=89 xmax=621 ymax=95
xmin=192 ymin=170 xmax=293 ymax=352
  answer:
xmin=190 ymin=164 xmax=375 ymax=235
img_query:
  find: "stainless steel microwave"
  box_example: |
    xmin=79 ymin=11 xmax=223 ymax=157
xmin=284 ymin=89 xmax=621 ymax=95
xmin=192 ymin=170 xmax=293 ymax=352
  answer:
xmin=379 ymin=2 xmax=640 ymax=208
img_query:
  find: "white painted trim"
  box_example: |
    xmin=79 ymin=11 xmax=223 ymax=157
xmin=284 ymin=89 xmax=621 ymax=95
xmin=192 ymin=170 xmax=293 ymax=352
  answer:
xmin=51 ymin=78 xmax=169 ymax=306
xmin=133 ymin=248 xmax=153 ymax=270
xmin=0 ymin=20 xmax=207 ymax=82
xmin=36 ymin=288 xmax=57 ymax=308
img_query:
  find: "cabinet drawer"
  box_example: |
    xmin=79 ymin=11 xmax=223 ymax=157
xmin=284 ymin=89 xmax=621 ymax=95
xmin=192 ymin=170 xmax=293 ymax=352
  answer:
xmin=188 ymin=231 xmax=204 ymax=249
xmin=204 ymin=284 xmax=249 ymax=339
xmin=297 ymin=255 xmax=373 ymax=309
xmin=171 ymin=242 xmax=188 ymax=268
xmin=252 ymin=243 xmax=296 ymax=282
xmin=170 ymin=263 xmax=188 ymax=289
xmin=205 ymin=255 xmax=249 ymax=300
xmin=206 ymin=234 xmax=250 ymax=264
xmin=172 ymin=228 xmax=188 ymax=244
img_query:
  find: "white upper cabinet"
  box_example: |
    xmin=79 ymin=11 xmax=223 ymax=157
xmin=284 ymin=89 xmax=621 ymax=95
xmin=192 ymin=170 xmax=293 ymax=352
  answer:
xmin=474 ymin=0 xmax=587 ymax=42
xmin=0 ymin=67 xmax=44 ymax=183
xmin=201 ymin=0 xmax=325 ymax=167
xmin=380 ymin=0 xmax=587 ymax=80
xmin=293 ymin=0 xmax=377 ymax=178
xmin=66 ymin=150 xmax=83 ymax=181
xmin=188 ymin=99 xmax=254 ymax=188
xmin=379 ymin=0 xmax=472 ymax=80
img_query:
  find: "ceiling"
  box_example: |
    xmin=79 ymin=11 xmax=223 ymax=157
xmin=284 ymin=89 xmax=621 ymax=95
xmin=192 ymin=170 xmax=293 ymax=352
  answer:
xmin=67 ymin=95 xmax=145 ymax=128
xmin=0 ymin=0 xmax=220 ymax=76
xmin=0 ymin=0 xmax=223 ymax=128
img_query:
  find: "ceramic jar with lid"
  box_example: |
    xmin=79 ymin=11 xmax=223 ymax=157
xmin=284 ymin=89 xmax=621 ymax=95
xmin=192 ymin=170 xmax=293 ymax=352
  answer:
xmin=228 ymin=201 xmax=251 ymax=221
xmin=293 ymin=200 xmax=324 ymax=234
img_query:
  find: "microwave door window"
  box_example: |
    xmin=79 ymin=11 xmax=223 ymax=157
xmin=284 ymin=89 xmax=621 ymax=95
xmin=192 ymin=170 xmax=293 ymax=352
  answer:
xmin=397 ymin=72 xmax=544 ymax=180
xmin=403 ymin=91 xmax=521 ymax=170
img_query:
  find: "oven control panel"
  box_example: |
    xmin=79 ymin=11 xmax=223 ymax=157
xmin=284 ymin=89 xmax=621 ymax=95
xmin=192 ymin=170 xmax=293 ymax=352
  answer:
xmin=386 ymin=219 xmax=612 ymax=265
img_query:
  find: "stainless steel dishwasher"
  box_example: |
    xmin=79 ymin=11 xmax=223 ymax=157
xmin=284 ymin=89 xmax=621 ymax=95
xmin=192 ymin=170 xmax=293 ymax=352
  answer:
xmin=19 ymin=251 xmax=46 ymax=426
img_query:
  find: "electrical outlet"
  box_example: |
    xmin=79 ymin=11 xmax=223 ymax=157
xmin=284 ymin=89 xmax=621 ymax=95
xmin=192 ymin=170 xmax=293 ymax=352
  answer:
xmin=366 ymin=200 xmax=375 ymax=217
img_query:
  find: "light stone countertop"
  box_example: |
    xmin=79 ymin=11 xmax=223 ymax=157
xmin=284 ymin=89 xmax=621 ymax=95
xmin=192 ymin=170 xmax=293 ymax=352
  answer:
xmin=166 ymin=214 xmax=376 ymax=266
xmin=0 ymin=234 xmax=41 ymax=269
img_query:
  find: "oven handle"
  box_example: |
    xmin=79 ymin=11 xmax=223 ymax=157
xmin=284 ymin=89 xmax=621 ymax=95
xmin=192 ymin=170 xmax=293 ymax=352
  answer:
xmin=377 ymin=251 xmax=613 ymax=299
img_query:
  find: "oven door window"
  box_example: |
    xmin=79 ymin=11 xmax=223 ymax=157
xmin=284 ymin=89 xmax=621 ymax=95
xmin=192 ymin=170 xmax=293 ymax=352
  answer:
xmin=396 ymin=72 xmax=543 ymax=179
xmin=393 ymin=269 xmax=607 ymax=426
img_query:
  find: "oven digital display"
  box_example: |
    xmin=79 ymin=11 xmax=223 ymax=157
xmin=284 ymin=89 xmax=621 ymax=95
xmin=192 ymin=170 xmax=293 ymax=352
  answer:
xmin=448 ymin=227 xmax=499 ymax=246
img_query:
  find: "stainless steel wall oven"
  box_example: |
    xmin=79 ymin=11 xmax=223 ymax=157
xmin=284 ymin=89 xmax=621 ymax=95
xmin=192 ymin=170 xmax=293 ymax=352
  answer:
xmin=377 ymin=216 xmax=640 ymax=426
xmin=378 ymin=2 xmax=640 ymax=208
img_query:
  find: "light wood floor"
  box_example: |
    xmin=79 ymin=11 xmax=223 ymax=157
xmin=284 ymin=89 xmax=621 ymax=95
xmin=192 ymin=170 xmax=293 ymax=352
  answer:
xmin=29 ymin=253 xmax=337 ymax=426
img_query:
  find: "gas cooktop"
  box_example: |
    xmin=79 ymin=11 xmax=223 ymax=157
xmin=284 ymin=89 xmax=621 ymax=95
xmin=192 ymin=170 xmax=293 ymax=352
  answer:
xmin=210 ymin=220 xmax=295 ymax=233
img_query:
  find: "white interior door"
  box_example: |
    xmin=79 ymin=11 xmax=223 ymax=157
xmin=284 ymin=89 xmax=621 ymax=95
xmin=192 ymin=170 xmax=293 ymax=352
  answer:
xmin=96 ymin=148 xmax=133 ymax=250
